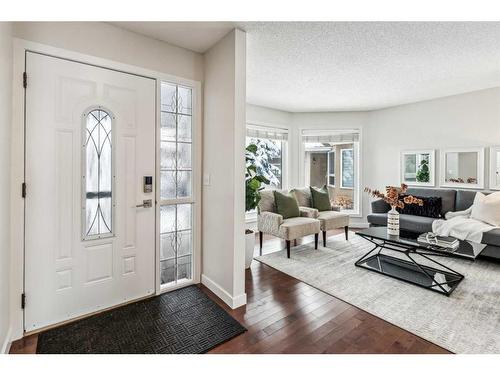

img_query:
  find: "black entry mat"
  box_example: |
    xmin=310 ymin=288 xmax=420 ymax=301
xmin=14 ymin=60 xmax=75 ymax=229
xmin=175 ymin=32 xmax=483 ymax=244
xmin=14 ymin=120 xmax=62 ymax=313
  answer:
xmin=36 ymin=285 xmax=246 ymax=354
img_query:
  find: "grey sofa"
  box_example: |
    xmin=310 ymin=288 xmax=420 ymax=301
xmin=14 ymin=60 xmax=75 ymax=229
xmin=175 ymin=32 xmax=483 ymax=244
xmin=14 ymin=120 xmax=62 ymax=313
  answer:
xmin=367 ymin=187 xmax=500 ymax=261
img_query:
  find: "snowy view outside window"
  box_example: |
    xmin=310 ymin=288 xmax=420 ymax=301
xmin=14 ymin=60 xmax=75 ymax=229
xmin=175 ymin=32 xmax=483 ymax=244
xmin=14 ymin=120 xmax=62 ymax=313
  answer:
xmin=245 ymin=137 xmax=283 ymax=189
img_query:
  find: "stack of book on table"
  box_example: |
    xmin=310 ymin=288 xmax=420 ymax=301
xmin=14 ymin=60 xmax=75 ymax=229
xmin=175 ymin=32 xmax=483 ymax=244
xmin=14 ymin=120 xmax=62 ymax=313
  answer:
xmin=417 ymin=232 xmax=459 ymax=250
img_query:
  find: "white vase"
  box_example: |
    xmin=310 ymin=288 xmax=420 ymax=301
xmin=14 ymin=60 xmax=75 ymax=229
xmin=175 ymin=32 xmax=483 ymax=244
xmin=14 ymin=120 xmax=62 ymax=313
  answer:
xmin=245 ymin=231 xmax=256 ymax=269
xmin=387 ymin=206 xmax=400 ymax=236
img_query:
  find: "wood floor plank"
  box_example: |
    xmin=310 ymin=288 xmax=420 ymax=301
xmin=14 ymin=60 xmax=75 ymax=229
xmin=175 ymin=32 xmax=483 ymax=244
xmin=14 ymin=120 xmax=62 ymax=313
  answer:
xmin=9 ymin=228 xmax=450 ymax=354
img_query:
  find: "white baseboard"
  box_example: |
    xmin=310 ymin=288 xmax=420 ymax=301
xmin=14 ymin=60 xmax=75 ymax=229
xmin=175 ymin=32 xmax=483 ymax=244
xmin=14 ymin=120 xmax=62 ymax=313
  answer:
xmin=201 ymin=274 xmax=247 ymax=309
xmin=1 ymin=327 xmax=12 ymax=354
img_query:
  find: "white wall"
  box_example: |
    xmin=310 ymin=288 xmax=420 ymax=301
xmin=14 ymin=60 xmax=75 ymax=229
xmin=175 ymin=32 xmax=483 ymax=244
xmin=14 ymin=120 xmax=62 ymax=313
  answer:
xmin=247 ymin=103 xmax=292 ymax=129
xmin=12 ymin=22 xmax=204 ymax=82
xmin=0 ymin=22 xmax=13 ymax=353
xmin=247 ymin=87 xmax=500 ymax=225
xmin=365 ymin=87 xmax=500 ymax=197
xmin=202 ymin=29 xmax=247 ymax=309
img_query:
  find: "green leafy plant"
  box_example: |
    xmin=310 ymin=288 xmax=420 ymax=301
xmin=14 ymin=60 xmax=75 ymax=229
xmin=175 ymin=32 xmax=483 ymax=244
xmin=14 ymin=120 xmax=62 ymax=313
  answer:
xmin=416 ymin=159 xmax=430 ymax=183
xmin=247 ymin=138 xmax=281 ymax=186
xmin=246 ymin=144 xmax=270 ymax=212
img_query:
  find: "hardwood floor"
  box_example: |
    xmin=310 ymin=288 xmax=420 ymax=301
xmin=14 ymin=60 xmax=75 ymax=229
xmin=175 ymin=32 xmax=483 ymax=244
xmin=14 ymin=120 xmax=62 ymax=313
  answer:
xmin=9 ymin=228 xmax=450 ymax=354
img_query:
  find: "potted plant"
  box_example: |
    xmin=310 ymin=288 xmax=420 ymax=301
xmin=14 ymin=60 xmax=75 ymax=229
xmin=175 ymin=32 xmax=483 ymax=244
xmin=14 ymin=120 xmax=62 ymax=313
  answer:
xmin=364 ymin=184 xmax=423 ymax=236
xmin=245 ymin=144 xmax=270 ymax=268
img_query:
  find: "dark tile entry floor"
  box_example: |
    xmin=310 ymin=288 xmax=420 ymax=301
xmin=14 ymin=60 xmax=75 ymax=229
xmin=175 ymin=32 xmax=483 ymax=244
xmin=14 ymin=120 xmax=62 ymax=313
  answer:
xmin=36 ymin=285 xmax=246 ymax=354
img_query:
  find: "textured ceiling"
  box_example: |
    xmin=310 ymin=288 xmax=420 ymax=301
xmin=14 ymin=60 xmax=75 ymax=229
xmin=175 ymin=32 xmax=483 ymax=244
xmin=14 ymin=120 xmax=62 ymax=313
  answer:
xmin=243 ymin=22 xmax=500 ymax=111
xmin=112 ymin=22 xmax=500 ymax=112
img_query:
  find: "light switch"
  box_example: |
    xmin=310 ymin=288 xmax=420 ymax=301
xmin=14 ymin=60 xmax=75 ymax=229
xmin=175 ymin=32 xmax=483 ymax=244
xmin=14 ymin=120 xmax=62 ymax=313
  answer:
xmin=203 ymin=173 xmax=211 ymax=186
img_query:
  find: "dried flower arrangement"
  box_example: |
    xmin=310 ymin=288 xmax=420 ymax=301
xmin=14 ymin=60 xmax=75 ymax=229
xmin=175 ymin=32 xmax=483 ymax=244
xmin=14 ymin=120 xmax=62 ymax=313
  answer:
xmin=364 ymin=183 xmax=424 ymax=209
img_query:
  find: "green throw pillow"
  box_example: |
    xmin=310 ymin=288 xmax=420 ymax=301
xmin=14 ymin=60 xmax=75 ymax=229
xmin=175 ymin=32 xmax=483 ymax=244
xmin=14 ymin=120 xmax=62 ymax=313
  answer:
xmin=310 ymin=186 xmax=331 ymax=211
xmin=274 ymin=191 xmax=300 ymax=219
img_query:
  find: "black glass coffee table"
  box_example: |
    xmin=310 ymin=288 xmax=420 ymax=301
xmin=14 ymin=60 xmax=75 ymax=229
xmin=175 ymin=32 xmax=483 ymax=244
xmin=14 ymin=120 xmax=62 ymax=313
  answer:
xmin=355 ymin=227 xmax=467 ymax=296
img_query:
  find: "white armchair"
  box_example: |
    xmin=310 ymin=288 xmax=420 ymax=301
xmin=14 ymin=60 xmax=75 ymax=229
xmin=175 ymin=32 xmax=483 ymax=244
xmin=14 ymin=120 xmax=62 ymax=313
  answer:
xmin=257 ymin=190 xmax=320 ymax=258
xmin=291 ymin=187 xmax=350 ymax=247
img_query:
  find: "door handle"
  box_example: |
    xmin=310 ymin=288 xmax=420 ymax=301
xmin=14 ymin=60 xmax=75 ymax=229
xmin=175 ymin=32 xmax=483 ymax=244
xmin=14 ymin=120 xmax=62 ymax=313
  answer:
xmin=136 ymin=199 xmax=152 ymax=208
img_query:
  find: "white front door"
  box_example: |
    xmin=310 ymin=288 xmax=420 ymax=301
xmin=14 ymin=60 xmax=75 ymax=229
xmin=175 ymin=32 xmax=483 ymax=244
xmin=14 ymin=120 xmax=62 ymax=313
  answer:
xmin=24 ymin=52 xmax=156 ymax=332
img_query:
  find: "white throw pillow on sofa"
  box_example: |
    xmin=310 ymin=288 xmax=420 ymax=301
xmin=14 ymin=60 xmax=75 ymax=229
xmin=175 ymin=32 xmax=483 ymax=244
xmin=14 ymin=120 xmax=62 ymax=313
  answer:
xmin=470 ymin=192 xmax=500 ymax=226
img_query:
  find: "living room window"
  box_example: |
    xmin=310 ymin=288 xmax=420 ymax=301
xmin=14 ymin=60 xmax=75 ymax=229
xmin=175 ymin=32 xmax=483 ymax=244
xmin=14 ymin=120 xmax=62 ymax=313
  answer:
xmin=246 ymin=125 xmax=288 ymax=190
xmin=341 ymin=148 xmax=354 ymax=189
xmin=302 ymin=130 xmax=360 ymax=215
xmin=327 ymin=150 xmax=335 ymax=187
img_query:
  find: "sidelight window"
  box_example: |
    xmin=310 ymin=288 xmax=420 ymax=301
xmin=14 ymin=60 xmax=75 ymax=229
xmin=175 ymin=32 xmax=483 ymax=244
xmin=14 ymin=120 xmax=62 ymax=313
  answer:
xmin=160 ymin=82 xmax=194 ymax=286
xmin=82 ymin=108 xmax=114 ymax=240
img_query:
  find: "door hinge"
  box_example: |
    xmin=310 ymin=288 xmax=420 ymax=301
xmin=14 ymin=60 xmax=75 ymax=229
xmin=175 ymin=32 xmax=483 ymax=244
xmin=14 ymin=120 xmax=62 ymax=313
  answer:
xmin=21 ymin=293 xmax=26 ymax=309
xmin=23 ymin=72 xmax=27 ymax=88
xmin=22 ymin=182 xmax=26 ymax=198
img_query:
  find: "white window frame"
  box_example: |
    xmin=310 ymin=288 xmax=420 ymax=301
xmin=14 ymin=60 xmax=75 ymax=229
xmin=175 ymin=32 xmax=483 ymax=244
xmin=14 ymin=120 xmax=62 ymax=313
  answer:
xmin=327 ymin=150 xmax=335 ymax=187
xmin=158 ymin=82 xmax=197 ymax=291
xmin=244 ymin=123 xmax=290 ymax=225
xmin=299 ymin=128 xmax=362 ymax=217
xmin=340 ymin=148 xmax=354 ymax=190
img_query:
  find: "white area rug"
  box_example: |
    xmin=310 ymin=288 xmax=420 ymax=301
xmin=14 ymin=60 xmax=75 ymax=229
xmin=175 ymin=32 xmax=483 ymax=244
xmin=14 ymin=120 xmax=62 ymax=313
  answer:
xmin=255 ymin=232 xmax=500 ymax=353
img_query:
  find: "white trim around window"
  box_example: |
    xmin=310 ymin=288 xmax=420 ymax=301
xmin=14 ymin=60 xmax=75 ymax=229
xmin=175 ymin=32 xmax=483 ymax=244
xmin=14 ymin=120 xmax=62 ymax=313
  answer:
xmin=298 ymin=128 xmax=362 ymax=217
xmin=245 ymin=123 xmax=290 ymax=224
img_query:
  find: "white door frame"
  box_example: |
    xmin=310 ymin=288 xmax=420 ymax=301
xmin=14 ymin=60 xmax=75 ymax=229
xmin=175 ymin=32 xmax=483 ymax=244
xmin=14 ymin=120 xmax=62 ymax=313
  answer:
xmin=10 ymin=38 xmax=202 ymax=341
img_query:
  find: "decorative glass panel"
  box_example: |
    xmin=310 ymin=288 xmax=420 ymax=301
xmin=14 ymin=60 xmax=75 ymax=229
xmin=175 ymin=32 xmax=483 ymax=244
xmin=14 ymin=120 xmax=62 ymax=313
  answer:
xmin=177 ymin=115 xmax=192 ymax=142
xmin=177 ymin=86 xmax=192 ymax=115
xmin=161 ymin=84 xmax=176 ymax=113
xmin=160 ymin=112 xmax=176 ymax=141
xmin=160 ymin=205 xmax=176 ymax=234
xmin=160 ymin=257 xmax=175 ymax=285
xmin=177 ymin=171 xmax=192 ymax=198
xmin=83 ymin=108 xmax=113 ymax=239
xmin=160 ymin=141 xmax=177 ymax=170
xmin=177 ymin=143 xmax=192 ymax=170
xmin=160 ymin=233 xmax=176 ymax=264
xmin=160 ymin=204 xmax=193 ymax=286
xmin=177 ymin=204 xmax=192 ymax=231
xmin=160 ymin=171 xmax=176 ymax=200
xmin=160 ymin=82 xmax=193 ymax=200
xmin=160 ymin=81 xmax=194 ymax=287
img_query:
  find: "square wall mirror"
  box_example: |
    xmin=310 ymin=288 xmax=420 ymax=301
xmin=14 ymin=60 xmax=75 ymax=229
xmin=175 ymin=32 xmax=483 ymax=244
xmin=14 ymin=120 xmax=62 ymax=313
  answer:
xmin=490 ymin=146 xmax=500 ymax=190
xmin=400 ymin=150 xmax=435 ymax=186
xmin=440 ymin=147 xmax=484 ymax=189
